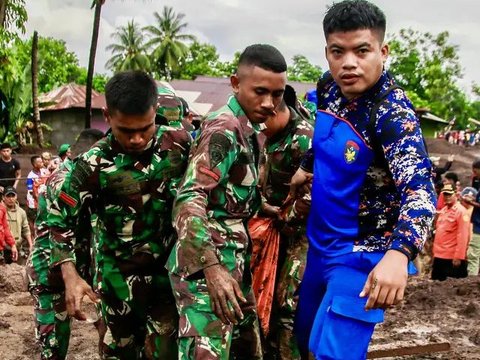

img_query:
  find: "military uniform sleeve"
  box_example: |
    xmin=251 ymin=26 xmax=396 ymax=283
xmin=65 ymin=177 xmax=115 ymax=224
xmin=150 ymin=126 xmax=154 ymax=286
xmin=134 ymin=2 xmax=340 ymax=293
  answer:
xmin=170 ymin=120 xmax=237 ymax=277
xmin=378 ymin=100 xmax=436 ymax=260
xmin=285 ymin=123 xmax=314 ymax=225
xmin=48 ymin=156 xmax=95 ymax=268
xmin=158 ymin=125 xmax=193 ymax=200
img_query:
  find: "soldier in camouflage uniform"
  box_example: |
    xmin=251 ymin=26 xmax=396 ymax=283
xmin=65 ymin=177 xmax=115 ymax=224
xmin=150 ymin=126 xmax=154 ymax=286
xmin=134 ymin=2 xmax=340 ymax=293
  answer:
xmin=156 ymin=86 xmax=195 ymax=134
xmin=254 ymin=99 xmax=313 ymax=359
xmin=26 ymin=129 xmax=104 ymax=360
xmin=47 ymin=71 xmax=191 ymax=360
xmin=167 ymin=44 xmax=287 ymax=360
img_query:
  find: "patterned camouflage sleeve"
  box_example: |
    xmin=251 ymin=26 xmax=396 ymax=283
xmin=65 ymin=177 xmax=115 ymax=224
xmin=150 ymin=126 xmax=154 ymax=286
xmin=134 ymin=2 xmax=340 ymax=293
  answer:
xmin=48 ymin=154 xmax=96 ymax=268
xmin=284 ymin=120 xmax=314 ymax=225
xmin=171 ymin=116 xmax=238 ymax=277
xmin=157 ymin=124 xmax=193 ymax=199
xmin=378 ymin=93 xmax=436 ymax=259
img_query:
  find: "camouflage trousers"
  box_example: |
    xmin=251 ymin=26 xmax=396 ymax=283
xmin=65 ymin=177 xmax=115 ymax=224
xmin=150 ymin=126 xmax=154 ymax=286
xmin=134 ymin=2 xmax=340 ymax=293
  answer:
xmin=29 ymin=285 xmax=71 ymax=360
xmin=169 ymin=271 xmax=263 ymax=360
xmin=268 ymin=234 xmax=308 ymax=360
xmin=99 ymin=265 xmax=178 ymax=360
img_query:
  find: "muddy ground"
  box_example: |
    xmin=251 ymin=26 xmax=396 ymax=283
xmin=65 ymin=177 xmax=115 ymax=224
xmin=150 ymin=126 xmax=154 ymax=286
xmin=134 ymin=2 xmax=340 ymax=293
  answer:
xmin=1 ymin=263 xmax=479 ymax=359
xmin=1 ymin=139 xmax=479 ymax=359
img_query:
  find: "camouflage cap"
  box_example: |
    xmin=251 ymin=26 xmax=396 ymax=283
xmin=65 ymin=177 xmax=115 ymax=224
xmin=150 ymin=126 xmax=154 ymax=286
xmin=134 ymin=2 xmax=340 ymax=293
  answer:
xmin=157 ymin=87 xmax=183 ymax=122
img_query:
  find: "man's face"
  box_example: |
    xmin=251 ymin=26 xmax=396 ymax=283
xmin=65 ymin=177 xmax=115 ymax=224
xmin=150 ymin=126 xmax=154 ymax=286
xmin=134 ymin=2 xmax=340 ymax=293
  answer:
xmin=104 ymin=107 xmax=156 ymax=154
xmin=231 ymin=65 xmax=286 ymax=123
xmin=4 ymin=193 xmax=16 ymax=208
xmin=1 ymin=148 xmax=12 ymax=159
xmin=325 ymin=29 xmax=388 ymax=100
xmin=41 ymin=153 xmax=51 ymax=167
xmin=443 ymin=193 xmax=455 ymax=206
xmin=33 ymin=157 xmax=43 ymax=170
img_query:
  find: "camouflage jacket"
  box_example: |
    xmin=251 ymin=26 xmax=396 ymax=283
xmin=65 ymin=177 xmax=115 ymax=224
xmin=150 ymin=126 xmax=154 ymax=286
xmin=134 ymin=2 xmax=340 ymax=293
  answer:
xmin=262 ymin=107 xmax=313 ymax=208
xmin=48 ymin=125 xmax=191 ymax=273
xmin=28 ymin=161 xmax=72 ymax=287
xmin=167 ymin=95 xmax=262 ymax=277
xmin=28 ymin=159 xmax=94 ymax=287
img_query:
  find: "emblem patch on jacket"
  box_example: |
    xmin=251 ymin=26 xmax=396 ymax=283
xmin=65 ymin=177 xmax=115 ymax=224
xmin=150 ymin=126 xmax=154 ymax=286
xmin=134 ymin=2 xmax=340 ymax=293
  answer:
xmin=344 ymin=140 xmax=360 ymax=164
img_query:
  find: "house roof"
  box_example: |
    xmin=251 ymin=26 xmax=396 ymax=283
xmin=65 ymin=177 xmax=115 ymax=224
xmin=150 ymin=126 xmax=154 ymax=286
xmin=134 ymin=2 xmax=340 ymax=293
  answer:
xmin=169 ymin=76 xmax=316 ymax=115
xmin=39 ymin=83 xmax=106 ymax=111
xmin=416 ymin=108 xmax=450 ymax=124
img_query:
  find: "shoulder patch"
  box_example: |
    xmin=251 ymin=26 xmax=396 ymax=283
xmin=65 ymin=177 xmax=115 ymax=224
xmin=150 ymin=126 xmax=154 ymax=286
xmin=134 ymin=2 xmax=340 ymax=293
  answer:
xmin=209 ymin=133 xmax=232 ymax=169
xmin=70 ymin=158 xmax=93 ymax=190
xmin=59 ymin=191 xmax=78 ymax=208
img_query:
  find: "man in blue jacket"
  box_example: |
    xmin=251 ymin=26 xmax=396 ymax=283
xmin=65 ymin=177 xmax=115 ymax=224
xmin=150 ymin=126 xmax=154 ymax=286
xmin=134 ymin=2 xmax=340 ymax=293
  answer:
xmin=290 ymin=1 xmax=436 ymax=359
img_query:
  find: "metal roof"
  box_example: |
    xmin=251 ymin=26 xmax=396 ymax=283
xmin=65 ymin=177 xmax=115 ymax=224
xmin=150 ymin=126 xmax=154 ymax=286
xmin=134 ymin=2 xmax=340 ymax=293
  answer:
xmin=170 ymin=76 xmax=316 ymax=115
xmin=39 ymin=83 xmax=106 ymax=111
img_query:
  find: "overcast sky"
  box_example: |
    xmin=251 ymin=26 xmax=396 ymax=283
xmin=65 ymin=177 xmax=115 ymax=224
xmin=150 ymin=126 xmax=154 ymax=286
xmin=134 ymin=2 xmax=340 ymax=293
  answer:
xmin=25 ymin=0 xmax=479 ymax=94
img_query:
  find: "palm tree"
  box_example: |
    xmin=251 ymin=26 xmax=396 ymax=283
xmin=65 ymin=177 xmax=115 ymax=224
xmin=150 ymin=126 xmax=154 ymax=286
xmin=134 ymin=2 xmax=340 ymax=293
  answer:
xmin=105 ymin=20 xmax=150 ymax=73
xmin=85 ymin=0 xmax=105 ymax=129
xmin=31 ymin=30 xmax=44 ymax=146
xmin=144 ymin=6 xmax=196 ymax=80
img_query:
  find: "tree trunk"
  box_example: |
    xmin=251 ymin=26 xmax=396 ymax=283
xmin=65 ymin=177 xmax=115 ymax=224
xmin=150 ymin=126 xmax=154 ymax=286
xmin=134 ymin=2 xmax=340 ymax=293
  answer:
xmin=0 ymin=0 xmax=6 ymax=29
xmin=31 ymin=30 xmax=44 ymax=147
xmin=85 ymin=0 xmax=104 ymax=129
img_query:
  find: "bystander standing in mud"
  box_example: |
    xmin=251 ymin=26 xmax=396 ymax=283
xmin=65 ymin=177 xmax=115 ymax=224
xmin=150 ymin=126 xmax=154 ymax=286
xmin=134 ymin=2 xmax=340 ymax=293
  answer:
xmin=432 ymin=184 xmax=469 ymax=281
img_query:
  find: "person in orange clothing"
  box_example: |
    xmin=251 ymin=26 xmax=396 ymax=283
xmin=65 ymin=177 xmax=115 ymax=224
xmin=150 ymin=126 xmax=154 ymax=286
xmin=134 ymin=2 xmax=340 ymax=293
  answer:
xmin=431 ymin=184 xmax=469 ymax=281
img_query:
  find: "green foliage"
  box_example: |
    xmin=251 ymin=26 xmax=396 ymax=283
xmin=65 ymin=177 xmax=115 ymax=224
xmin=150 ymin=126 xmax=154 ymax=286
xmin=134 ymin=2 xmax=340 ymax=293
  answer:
xmin=0 ymin=34 xmax=106 ymax=145
xmin=473 ymin=83 xmax=480 ymax=98
xmin=0 ymin=0 xmax=27 ymax=38
xmin=76 ymin=68 xmax=108 ymax=93
xmin=105 ymin=20 xmax=150 ymax=73
xmin=0 ymin=36 xmax=32 ymax=145
xmin=176 ymin=41 xmax=222 ymax=79
xmin=288 ymin=55 xmax=322 ymax=82
xmin=14 ymin=36 xmax=83 ymax=93
xmin=143 ymin=6 xmax=196 ymax=80
xmin=387 ymin=29 xmax=472 ymax=128
xmin=217 ymin=51 xmax=240 ymax=77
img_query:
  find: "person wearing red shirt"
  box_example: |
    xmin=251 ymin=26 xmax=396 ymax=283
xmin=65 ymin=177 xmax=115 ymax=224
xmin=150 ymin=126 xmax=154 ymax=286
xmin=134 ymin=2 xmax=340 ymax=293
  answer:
xmin=0 ymin=202 xmax=18 ymax=263
xmin=432 ymin=184 xmax=469 ymax=280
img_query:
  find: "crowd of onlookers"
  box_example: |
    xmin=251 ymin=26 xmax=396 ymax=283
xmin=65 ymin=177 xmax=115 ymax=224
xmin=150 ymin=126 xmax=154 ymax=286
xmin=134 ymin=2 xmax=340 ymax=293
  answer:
xmin=441 ymin=130 xmax=480 ymax=147
xmin=0 ymin=142 xmax=72 ymax=264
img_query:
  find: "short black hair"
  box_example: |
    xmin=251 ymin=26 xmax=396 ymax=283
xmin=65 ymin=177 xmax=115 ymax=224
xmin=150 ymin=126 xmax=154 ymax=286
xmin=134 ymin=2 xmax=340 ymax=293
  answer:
xmin=238 ymin=44 xmax=287 ymax=73
xmin=444 ymin=172 xmax=459 ymax=184
xmin=283 ymin=85 xmax=297 ymax=110
xmin=105 ymin=70 xmax=157 ymax=115
xmin=473 ymin=159 xmax=480 ymax=170
xmin=30 ymin=155 xmax=41 ymax=165
xmin=0 ymin=142 xmax=11 ymax=150
xmin=323 ymin=0 xmax=386 ymax=42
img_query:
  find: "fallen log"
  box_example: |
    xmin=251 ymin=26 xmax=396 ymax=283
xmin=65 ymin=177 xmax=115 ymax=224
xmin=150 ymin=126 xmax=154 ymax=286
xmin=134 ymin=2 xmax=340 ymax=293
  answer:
xmin=367 ymin=342 xmax=451 ymax=358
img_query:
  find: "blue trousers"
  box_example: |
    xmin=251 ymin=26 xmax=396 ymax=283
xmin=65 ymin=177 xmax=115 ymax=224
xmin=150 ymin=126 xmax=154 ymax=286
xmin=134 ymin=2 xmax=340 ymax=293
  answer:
xmin=294 ymin=250 xmax=385 ymax=360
